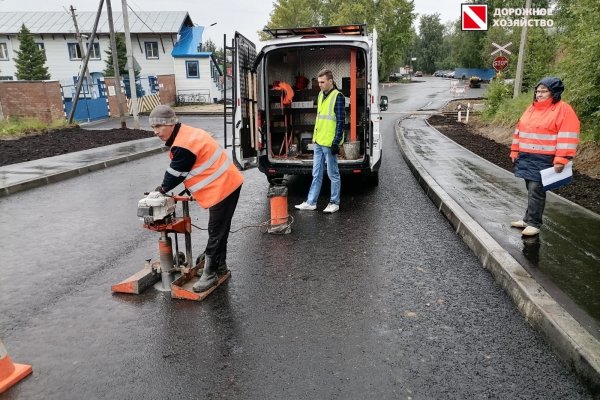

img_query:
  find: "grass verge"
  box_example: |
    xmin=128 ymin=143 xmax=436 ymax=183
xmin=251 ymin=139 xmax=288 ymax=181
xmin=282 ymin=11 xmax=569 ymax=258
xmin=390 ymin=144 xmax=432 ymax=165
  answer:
xmin=482 ymin=90 xmax=598 ymax=143
xmin=0 ymin=117 xmax=74 ymax=139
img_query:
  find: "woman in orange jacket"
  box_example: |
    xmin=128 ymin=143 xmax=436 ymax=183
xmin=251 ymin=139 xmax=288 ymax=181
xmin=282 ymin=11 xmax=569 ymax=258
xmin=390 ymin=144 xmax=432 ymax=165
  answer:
xmin=509 ymin=77 xmax=580 ymax=236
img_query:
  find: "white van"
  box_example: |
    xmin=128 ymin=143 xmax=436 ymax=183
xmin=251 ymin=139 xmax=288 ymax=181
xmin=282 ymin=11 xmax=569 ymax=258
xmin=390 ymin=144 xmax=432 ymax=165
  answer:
xmin=225 ymin=24 xmax=382 ymax=185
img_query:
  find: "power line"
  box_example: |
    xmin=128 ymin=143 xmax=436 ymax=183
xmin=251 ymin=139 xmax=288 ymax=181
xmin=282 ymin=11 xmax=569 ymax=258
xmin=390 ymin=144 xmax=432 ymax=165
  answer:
xmin=126 ymin=4 xmax=157 ymax=34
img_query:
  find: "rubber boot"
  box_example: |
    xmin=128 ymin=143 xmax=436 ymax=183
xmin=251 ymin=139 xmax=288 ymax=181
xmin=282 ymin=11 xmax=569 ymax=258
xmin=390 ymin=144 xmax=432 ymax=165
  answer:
xmin=196 ymin=253 xmax=228 ymax=276
xmin=192 ymin=255 xmax=218 ymax=293
xmin=214 ymin=253 xmax=229 ymax=275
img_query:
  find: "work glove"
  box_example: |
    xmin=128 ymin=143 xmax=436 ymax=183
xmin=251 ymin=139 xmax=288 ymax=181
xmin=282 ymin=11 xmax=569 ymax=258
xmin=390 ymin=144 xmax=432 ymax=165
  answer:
xmin=330 ymin=144 xmax=340 ymax=155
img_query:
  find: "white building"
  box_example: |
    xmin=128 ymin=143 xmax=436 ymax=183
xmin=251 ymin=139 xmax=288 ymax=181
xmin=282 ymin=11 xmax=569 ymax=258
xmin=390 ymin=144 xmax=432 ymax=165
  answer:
xmin=0 ymin=11 xmax=223 ymax=101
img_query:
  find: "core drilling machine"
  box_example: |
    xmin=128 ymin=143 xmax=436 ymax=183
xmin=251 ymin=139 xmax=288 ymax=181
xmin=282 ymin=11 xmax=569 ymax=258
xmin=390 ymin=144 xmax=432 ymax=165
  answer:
xmin=111 ymin=191 xmax=230 ymax=301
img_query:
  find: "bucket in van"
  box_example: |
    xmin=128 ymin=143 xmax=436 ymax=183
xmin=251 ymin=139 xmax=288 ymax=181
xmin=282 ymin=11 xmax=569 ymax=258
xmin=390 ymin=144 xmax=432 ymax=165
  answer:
xmin=343 ymin=141 xmax=360 ymax=160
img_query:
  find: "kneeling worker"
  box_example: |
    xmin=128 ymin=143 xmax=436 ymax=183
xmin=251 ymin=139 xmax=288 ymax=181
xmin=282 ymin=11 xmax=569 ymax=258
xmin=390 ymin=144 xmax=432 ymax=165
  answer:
xmin=149 ymin=105 xmax=244 ymax=292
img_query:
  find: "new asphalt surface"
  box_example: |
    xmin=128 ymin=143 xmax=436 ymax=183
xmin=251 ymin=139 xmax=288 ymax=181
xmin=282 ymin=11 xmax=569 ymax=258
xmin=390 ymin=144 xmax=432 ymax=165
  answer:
xmin=0 ymin=79 xmax=600 ymax=398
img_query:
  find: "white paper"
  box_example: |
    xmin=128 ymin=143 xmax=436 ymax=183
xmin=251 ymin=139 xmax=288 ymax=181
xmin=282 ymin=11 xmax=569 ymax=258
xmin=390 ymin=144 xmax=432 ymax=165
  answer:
xmin=540 ymin=161 xmax=573 ymax=188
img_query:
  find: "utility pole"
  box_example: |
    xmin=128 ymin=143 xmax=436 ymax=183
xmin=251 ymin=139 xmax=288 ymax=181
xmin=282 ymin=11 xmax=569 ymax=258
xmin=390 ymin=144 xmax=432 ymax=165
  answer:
xmin=68 ymin=0 xmax=104 ymax=124
xmin=69 ymin=5 xmax=93 ymax=96
xmin=121 ymin=0 xmax=140 ymax=128
xmin=513 ymin=0 xmax=532 ymax=98
xmin=105 ymin=0 xmax=127 ymax=128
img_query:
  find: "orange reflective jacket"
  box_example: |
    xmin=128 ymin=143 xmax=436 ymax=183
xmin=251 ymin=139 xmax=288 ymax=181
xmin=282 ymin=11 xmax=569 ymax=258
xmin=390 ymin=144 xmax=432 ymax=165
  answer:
xmin=273 ymin=81 xmax=295 ymax=106
xmin=170 ymin=125 xmax=244 ymax=208
xmin=510 ymin=98 xmax=580 ymax=165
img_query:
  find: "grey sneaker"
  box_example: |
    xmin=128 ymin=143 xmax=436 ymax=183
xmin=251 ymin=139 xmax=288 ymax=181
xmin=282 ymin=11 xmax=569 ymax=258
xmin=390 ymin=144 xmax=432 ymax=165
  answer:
xmin=522 ymin=226 xmax=540 ymax=236
xmin=295 ymin=201 xmax=317 ymax=210
xmin=510 ymin=220 xmax=527 ymax=228
xmin=323 ymin=203 xmax=339 ymax=213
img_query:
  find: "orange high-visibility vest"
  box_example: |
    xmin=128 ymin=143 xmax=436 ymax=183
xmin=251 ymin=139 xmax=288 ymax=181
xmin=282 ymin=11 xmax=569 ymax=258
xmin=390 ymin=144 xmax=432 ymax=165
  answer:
xmin=272 ymin=81 xmax=295 ymax=106
xmin=510 ymin=99 xmax=580 ymax=165
xmin=170 ymin=125 xmax=244 ymax=208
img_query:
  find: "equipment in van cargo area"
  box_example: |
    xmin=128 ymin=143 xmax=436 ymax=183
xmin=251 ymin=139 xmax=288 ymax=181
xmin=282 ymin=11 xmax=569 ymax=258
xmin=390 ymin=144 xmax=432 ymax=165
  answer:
xmin=224 ymin=24 xmax=381 ymax=185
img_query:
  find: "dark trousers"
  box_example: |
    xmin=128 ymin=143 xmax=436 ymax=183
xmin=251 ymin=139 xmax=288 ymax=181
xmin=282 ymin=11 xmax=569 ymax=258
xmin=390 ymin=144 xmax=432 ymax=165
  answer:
xmin=205 ymin=185 xmax=242 ymax=264
xmin=523 ymin=180 xmax=546 ymax=228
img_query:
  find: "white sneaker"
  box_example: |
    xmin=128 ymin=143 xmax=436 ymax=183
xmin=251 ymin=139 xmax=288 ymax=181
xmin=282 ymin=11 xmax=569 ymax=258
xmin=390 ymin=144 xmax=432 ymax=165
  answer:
xmin=295 ymin=201 xmax=316 ymax=210
xmin=522 ymin=226 xmax=540 ymax=236
xmin=323 ymin=203 xmax=339 ymax=213
xmin=510 ymin=220 xmax=527 ymax=228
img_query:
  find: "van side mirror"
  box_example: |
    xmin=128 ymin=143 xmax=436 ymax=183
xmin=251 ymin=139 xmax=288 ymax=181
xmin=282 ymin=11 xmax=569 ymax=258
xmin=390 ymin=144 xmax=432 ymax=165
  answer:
xmin=379 ymin=95 xmax=388 ymax=111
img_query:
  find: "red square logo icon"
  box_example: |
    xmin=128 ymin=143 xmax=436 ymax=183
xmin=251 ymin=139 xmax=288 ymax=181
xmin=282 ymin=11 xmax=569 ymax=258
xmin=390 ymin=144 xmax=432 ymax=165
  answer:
xmin=462 ymin=4 xmax=488 ymax=31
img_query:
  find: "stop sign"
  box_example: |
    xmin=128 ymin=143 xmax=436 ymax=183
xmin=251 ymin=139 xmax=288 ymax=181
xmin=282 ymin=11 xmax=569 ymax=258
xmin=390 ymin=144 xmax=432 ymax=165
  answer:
xmin=493 ymin=56 xmax=509 ymax=72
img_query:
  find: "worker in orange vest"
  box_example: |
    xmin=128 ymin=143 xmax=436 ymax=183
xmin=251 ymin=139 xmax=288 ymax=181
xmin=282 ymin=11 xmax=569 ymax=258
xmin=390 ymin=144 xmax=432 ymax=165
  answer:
xmin=510 ymin=77 xmax=580 ymax=236
xmin=149 ymin=105 xmax=244 ymax=292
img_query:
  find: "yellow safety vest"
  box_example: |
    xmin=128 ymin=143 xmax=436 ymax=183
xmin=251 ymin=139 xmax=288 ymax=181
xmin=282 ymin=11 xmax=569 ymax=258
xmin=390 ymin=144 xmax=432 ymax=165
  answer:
xmin=313 ymin=89 xmax=342 ymax=147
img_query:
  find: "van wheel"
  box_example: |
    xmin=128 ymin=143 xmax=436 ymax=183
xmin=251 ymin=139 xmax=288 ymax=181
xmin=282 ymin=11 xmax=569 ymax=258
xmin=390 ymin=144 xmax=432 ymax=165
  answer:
xmin=267 ymin=174 xmax=284 ymax=184
xmin=367 ymin=171 xmax=379 ymax=186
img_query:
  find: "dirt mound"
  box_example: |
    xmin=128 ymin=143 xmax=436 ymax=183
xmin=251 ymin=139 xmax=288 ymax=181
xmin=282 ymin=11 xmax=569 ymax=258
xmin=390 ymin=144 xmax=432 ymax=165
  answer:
xmin=0 ymin=128 xmax=154 ymax=166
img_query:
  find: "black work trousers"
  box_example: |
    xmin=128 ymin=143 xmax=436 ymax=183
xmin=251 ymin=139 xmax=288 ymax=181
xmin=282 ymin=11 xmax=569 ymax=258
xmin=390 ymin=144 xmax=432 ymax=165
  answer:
xmin=523 ymin=180 xmax=546 ymax=228
xmin=204 ymin=185 xmax=242 ymax=265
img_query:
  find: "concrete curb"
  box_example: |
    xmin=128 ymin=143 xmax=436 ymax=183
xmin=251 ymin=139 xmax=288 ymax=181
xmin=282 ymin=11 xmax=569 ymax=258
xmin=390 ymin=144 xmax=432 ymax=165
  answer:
xmin=395 ymin=120 xmax=600 ymax=394
xmin=0 ymin=146 xmax=167 ymax=198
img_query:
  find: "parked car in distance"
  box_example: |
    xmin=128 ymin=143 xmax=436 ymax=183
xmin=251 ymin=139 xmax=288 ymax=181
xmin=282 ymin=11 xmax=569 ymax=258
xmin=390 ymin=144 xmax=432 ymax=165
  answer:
xmin=445 ymin=71 xmax=455 ymax=78
xmin=433 ymin=70 xmax=444 ymax=77
xmin=379 ymin=95 xmax=388 ymax=111
xmin=414 ymin=71 xmax=423 ymax=77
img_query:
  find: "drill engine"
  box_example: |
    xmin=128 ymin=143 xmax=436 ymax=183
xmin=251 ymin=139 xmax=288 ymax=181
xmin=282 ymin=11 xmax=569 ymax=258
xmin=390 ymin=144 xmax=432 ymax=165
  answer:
xmin=137 ymin=191 xmax=176 ymax=225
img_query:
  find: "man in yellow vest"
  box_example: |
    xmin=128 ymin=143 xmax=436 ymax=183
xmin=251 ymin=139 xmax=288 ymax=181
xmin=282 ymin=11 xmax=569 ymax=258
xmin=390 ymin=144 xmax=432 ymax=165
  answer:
xmin=295 ymin=69 xmax=345 ymax=213
xmin=149 ymin=105 xmax=244 ymax=293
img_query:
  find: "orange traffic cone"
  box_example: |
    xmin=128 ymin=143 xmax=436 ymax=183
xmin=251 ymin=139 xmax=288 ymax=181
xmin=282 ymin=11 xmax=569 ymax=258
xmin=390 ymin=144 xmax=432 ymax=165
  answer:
xmin=0 ymin=338 xmax=32 ymax=394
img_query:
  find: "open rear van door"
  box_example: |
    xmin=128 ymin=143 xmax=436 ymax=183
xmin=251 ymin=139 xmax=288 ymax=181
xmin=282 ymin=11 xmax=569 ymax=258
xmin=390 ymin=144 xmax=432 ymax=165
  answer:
xmin=230 ymin=32 xmax=258 ymax=170
xmin=369 ymin=29 xmax=381 ymax=165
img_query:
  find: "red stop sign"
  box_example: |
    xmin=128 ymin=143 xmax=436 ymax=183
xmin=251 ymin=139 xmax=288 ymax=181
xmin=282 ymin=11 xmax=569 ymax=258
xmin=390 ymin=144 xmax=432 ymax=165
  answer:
xmin=493 ymin=56 xmax=509 ymax=72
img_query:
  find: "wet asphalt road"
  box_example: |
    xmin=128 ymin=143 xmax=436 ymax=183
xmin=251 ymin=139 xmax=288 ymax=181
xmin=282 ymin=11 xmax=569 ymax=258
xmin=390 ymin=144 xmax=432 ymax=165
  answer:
xmin=0 ymin=78 xmax=592 ymax=399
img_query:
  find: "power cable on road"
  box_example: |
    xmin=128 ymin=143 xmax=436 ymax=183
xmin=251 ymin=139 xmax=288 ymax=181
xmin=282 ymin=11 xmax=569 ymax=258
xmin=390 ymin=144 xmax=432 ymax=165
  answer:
xmin=191 ymin=215 xmax=294 ymax=235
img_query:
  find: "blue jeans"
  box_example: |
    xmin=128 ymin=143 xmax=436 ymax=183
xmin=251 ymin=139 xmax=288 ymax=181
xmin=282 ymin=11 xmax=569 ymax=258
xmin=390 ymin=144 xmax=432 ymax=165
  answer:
xmin=523 ymin=180 xmax=546 ymax=228
xmin=306 ymin=143 xmax=341 ymax=205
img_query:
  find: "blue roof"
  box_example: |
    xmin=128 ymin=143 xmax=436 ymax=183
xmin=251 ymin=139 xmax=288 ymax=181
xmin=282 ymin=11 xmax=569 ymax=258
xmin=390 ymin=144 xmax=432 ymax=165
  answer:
xmin=172 ymin=26 xmax=212 ymax=58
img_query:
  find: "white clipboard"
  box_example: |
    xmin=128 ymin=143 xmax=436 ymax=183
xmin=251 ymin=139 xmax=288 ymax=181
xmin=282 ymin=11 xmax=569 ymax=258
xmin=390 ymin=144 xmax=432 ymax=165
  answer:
xmin=540 ymin=161 xmax=573 ymax=190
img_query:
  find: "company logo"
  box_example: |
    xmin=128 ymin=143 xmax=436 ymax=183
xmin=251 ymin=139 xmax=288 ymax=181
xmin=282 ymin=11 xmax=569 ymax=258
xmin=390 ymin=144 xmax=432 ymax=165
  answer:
xmin=462 ymin=4 xmax=488 ymax=31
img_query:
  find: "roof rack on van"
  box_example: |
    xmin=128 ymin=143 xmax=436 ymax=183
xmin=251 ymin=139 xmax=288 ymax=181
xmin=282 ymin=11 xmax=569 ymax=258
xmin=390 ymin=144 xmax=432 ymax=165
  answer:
xmin=262 ymin=24 xmax=367 ymax=39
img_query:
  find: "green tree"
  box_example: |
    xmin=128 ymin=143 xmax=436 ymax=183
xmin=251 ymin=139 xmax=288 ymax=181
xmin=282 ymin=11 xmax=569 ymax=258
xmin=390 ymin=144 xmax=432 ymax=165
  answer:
xmin=451 ymin=20 xmax=487 ymax=68
xmin=325 ymin=0 xmax=415 ymax=78
xmin=204 ymin=39 xmax=225 ymax=66
xmin=521 ymin=27 xmax=554 ymax=90
xmin=400 ymin=29 xmax=418 ymax=73
xmin=482 ymin=0 xmax=554 ymax=88
xmin=204 ymin=39 xmax=226 ymax=76
xmin=14 ymin=24 xmax=50 ymax=80
xmin=371 ymin=0 xmax=414 ymax=78
xmin=103 ymin=33 xmax=128 ymax=77
xmin=556 ymin=0 xmax=600 ymax=140
xmin=259 ymin=0 xmax=321 ymax=41
xmin=413 ymin=13 xmax=445 ymax=74
xmin=262 ymin=0 xmax=414 ymax=79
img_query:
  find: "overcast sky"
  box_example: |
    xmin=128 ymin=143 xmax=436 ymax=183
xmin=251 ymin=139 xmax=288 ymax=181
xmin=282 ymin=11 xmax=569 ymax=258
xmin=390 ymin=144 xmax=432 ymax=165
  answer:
xmin=0 ymin=0 xmax=465 ymax=45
